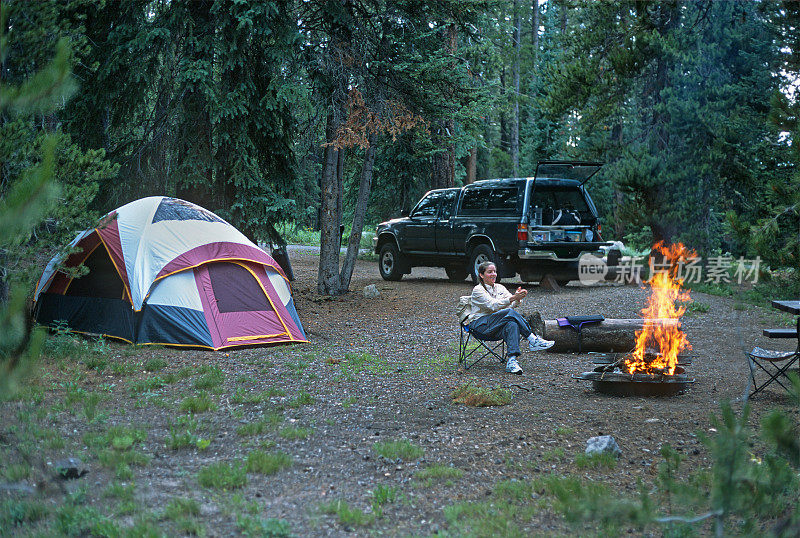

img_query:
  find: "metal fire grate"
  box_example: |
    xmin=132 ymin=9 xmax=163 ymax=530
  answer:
xmin=572 ymin=352 xmax=695 ymax=396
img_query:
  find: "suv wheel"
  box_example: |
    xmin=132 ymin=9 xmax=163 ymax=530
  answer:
xmin=379 ymin=243 xmax=406 ymax=281
xmin=470 ymin=244 xmax=500 ymax=284
xmin=445 ymin=266 xmax=468 ymax=282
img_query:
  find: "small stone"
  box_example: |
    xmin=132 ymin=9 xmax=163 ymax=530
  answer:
xmin=54 ymin=458 xmax=88 ymax=480
xmin=363 ymin=284 xmax=380 ymax=298
xmin=585 ymin=435 xmax=622 ymax=457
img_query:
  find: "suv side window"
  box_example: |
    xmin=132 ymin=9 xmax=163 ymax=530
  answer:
xmin=460 ymin=187 xmax=518 ymax=216
xmin=439 ymin=190 xmax=458 ymax=220
xmin=411 ymin=192 xmax=441 ymax=218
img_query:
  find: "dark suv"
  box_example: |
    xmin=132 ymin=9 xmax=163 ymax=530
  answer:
xmin=373 ymin=161 xmax=614 ymax=284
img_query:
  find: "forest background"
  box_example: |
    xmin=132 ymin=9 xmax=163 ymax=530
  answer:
xmin=1 ymin=0 xmax=799 ymax=298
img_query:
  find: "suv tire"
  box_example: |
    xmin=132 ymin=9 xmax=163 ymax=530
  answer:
xmin=379 ymin=243 xmax=406 ymax=281
xmin=469 ymin=244 xmax=500 ymax=284
xmin=445 ymin=266 xmax=468 ymax=282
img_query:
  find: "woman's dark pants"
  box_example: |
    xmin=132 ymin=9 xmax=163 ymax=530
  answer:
xmin=468 ymin=308 xmax=532 ymax=358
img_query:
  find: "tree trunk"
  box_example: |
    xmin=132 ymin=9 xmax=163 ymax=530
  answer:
xmin=340 ymin=133 xmax=377 ymax=290
xmin=531 ymin=0 xmax=539 ymax=89
xmin=511 ymin=0 xmax=521 ymax=176
xmin=467 ymin=147 xmax=477 ymax=184
xmin=318 ymin=113 xmax=343 ymax=295
xmin=530 ymin=317 xmax=681 ymax=353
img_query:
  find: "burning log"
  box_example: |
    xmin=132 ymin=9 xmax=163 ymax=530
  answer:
xmin=529 ymin=316 xmax=681 ymax=353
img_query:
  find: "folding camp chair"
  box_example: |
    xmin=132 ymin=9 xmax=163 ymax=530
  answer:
xmin=458 ymin=324 xmax=506 ymax=370
xmin=747 ymin=317 xmax=799 ymax=397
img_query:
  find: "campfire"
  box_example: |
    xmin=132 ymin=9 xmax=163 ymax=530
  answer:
xmin=623 ymin=242 xmax=693 ymax=375
xmin=574 ymin=242 xmax=696 ymax=396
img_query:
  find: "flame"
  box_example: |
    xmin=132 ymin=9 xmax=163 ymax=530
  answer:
xmin=624 ymin=242 xmax=693 ymax=375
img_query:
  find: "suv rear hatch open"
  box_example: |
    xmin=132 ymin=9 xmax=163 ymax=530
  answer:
xmin=520 ymin=160 xmax=610 ymax=261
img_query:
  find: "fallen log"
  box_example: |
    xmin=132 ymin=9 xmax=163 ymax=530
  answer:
xmin=526 ymin=314 xmax=681 ymax=353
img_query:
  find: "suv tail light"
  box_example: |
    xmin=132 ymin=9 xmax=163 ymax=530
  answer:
xmin=517 ymin=224 xmax=528 ymax=241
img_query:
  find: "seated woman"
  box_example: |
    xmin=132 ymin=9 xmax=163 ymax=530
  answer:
xmin=464 ymin=261 xmax=554 ymax=374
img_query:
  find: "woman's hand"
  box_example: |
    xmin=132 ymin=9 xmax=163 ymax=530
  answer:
xmin=511 ymin=286 xmax=528 ymax=301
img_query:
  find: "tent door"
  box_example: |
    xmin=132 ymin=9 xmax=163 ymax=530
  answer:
xmin=196 ymin=262 xmax=290 ymax=348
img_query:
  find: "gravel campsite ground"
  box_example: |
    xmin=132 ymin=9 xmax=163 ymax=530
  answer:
xmin=2 ymin=249 xmax=798 ymax=536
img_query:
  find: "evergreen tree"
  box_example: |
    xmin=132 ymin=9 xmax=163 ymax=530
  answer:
xmin=0 ymin=4 xmax=70 ymax=396
xmin=542 ymin=0 xmax=784 ymax=255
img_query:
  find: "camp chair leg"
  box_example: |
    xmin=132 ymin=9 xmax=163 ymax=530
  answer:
xmin=747 ymin=350 xmax=799 ymax=397
xmin=459 ymin=326 xmax=506 ymax=370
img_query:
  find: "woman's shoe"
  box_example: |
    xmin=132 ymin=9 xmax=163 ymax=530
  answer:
xmin=505 ymin=356 xmax=523 ymax=374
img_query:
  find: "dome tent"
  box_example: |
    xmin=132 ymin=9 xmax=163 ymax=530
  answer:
xmin=34 ymin=197 xmax=306 ymax=349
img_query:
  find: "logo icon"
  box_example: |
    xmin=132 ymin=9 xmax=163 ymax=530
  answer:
xmin=578 ymin=254 xmax=608 ymax=286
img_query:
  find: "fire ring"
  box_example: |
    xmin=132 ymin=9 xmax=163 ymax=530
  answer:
xmin=573 ymin=365 xmax=694 ymax=397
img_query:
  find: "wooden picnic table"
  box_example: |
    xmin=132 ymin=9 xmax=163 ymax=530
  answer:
xmin=764 ymin=300 xmax=800 ymax=339
xmin=771 ymin=300 xmax=800 ymax=316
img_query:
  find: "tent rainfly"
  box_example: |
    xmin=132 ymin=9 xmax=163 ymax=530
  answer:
xmin=34 ymin=197 xmax=307 ymax=349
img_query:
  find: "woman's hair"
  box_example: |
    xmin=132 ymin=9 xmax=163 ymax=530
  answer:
xmin=478 ymin=261 xmax=495 ymax=289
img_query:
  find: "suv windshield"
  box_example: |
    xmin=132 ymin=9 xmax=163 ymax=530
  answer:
xmin=529 ymin=185 xmax=592 ymax=223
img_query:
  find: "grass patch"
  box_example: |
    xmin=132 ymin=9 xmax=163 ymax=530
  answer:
xmin=444 ymin=498 xmax=534 ymax=537
xmin=534 ymin=473 xmax=641 ymax=529
xmin=197 ymin=461 xmax=247 ymax=490
xmin=494 ymin=479 xmax=534 ymax=501
xmin=104 ymin=481 xmax=136 ymax=503
xmin=286 ymin=390 xmax=315 ymax=408
xmin=180 ymin=392 xmax=217 ymax=414
xmin=452 ymin=383 xmax=512 ymax=407
xmin=144 ymin=358 xmax=168 ymax=372
xmin=83 ymin=391 xmax=104 ymax=422
xmin=331 ymin=352 xmax=390 ymax=381
xmin=236 ymin=411 xmax=284 ymax=436
xmin=574 ymin=451 xmax=618 ymax=470
xmin=373 ymin=439 xmax=424 ymax=461
xmin=0 ymin=499 xmax=50 ymax=529
xmin=231 ymin=386 xmax=286 ymax=404
xmin=163 ymin=497 xmax=200 ymax=519
xmin=84 ymin=425 xmax=151 ymax=470
xmin=167 ymin=419 xmax=211 ymax=451
xmin=193 ymin=366 xmax=224 ymax=391
xmin=128 ymin=376 xmax=168 ymax=394
xmin=236 ymin=515 xmax=292 ymax=537
xmin=319 ymin=499 xmax=374 ymax=527
xmin=553 ymin=426 xmax=574 ymax=436
xmin=2 ymin=463 xmax=32 ymax=481
xmin=278 ymin=426 xmax=313 ymax=440
xmin=55 ymin=504 xmax=119 ymax=536
xmin=245 ymin=450 xmax=293 ymax=475
xmin=541 ymin=447 xmax=567 ymax=462
xmin=414 ymin=464 xmax=464 ymax=486
xmin=371 ymin=485 xmax=400 ymax=518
